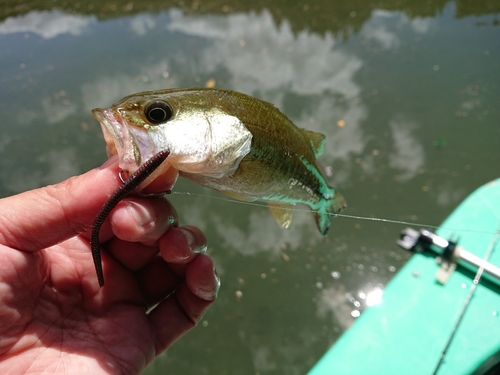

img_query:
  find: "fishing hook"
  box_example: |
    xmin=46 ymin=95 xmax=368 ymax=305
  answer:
xmin=118 ymin=169 xmax=171 ymax=197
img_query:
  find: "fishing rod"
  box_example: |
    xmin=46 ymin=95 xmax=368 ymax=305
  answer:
xmin=397 ymin=224 xmax=500 ymax=374
xmin=398 ymin=227 xmax=500 ymax=287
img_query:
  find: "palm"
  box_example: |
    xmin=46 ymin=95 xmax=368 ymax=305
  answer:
xmin=0 ymin=236 xmax=158 ymax=374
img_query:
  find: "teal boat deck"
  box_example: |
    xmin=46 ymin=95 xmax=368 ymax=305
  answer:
xmin=308 ymin=179 xmax=500 ymax=375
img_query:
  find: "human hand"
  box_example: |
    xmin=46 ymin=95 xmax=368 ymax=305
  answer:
xmin=0 ymin=157 xmax=219 ymax=374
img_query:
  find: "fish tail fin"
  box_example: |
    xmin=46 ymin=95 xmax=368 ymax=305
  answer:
xmin=314 ymin=191 xmax=347 ymax=235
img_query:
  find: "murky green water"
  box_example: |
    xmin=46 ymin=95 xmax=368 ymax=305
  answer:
xmin=1 ymin=1 xmax=499 ymax=374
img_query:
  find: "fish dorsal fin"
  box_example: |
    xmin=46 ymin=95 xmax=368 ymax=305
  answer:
xmin=299 ymin=128 xmax=326 ymax=157
xmin=268 ymin=202 xmax=295 ymax=229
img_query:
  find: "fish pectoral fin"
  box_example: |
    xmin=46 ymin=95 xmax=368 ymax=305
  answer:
xmin=268 ymin=202 xmax=295 ymax=229
xmin=219 ymin=190 xmax=257 ymax=202
xmin=299 ymin=128 xmax=326 ymax=158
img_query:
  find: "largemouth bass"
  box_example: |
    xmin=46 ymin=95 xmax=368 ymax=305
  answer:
xmin=92 ymin=88 xmax=346 ymax=235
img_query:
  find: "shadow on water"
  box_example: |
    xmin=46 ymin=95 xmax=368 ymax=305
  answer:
xmin=0 ymin=0 xmax=499 ymax=374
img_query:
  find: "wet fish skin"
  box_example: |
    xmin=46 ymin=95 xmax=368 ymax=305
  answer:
xmin=92 ymin=88 xmax=346 ymax=234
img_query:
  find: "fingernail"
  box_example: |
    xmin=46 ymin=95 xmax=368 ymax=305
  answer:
xmin=199 ymin=267 xmax=220 ymax=301
xmin=127 ymin=202 xmax=155 ymax=228
xmin=179 ymin=228 xmax=207 ymax=254
xmin=213 ymin=268 xmax=221 ymax=298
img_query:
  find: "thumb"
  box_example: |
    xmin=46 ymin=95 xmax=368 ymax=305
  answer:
xmin=0 ymin=157 xmax=122 ymax=252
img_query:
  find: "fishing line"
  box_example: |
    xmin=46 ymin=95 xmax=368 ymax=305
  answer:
xmin=169 ymin=191 xmax=498 ymax=236
xmin=432 ymin=223 xmax=500 ymax=375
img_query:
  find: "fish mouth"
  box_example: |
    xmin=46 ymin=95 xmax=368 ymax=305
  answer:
xmin=92 ymin=107 xmax=156 ymax=173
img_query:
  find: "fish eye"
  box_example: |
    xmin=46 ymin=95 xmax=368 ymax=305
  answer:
xmin=144 ymin=101 xmax=173 ymax=125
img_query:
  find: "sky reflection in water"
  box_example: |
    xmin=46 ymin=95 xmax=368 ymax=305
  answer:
xmin=0 ymin=3 xmax=498 ymax=374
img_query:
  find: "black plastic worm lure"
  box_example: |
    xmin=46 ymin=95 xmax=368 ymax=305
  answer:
xmin=91 ymin=150 xmax=170 ymax=286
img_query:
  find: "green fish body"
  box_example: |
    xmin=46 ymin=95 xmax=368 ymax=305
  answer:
xmin=92 ymin=88 xmax=346 ymax=235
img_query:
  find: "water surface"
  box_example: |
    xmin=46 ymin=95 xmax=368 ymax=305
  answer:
xmin=0 ymin=1 xmax=499 ymax=374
